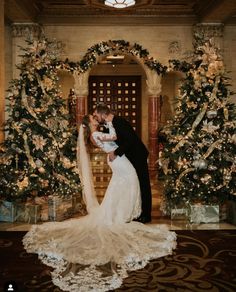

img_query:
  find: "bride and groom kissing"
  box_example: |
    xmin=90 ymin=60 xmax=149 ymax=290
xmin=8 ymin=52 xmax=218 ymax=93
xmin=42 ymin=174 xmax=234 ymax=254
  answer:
xmin=23 ymin=102 xmax=176 ymax=292
xmin=92 ymin=102 xmax=152 ymax=224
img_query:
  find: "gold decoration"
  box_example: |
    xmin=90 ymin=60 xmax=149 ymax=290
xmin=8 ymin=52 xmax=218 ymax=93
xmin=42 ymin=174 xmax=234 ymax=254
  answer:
xmin=224 ymin=108 xmax=229 ymax=120
xmin=172 ymin=103 xmax=208 ymax=152
xmin=32 ymin=135 xmax=47 ymax=151
xmin=176 ymin=168 xmax=195 ymax=187
xmin=21 ymin=88 xmax=60 ymax=153
xmin=17 ymin=176 xmax=29 ymax=190
xmin=53 ymin=172 xmax=70 ymax=184
xmin=202 ymin=120 xmax=220 ymax=133
xmin=23 ymin=133 xmax=36 ymax=168
xmin=202 ymin=139 xmax=222 ymax=159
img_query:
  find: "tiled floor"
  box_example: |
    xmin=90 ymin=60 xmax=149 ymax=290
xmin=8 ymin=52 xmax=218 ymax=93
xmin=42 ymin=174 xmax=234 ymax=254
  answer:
xmin=1 ymin=178 xmax=235 ymax=231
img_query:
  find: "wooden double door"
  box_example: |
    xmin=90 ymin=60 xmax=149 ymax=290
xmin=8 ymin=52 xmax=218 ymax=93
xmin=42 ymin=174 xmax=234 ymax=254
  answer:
xmin=88 ymin=75 xmax=141 ymax=137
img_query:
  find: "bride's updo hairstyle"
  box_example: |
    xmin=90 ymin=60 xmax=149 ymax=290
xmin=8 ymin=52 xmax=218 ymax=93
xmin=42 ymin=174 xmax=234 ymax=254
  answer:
xmin=81 ymin=115 xmax=93 ymax=150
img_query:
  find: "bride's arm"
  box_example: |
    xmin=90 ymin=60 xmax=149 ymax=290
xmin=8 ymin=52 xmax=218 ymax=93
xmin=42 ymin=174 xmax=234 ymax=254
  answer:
xmin=97 ymin=122 xmax=117 ymax=142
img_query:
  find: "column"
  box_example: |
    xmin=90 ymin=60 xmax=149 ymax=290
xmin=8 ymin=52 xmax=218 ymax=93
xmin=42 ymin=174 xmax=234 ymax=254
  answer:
xmin=76 ymin=96 xmax=86 ymax=125
xmin=0 ymin=0 xmax=4 ymax=142
xmin=73 ymin=71 xmax=89 ymax=125
xmin=146 ymin=69 xmax=162 ymax=176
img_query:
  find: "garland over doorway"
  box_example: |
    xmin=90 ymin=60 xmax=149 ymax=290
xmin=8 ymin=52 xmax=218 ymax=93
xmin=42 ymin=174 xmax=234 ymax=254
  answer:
xmin=56 ymin=39 xmax=167 ymax=76
xmin=55 ymin=39 xmax=166 ymax=175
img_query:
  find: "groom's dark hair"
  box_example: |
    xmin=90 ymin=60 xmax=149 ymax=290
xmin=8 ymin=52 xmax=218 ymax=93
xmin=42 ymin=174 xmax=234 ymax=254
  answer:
xmin=95 ymin=103 xmax=112 ymax=115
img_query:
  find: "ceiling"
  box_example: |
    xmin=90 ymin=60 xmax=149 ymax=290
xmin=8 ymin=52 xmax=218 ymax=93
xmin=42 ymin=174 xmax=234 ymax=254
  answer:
xmin=4 ymin=0 xmax=236 ymax=26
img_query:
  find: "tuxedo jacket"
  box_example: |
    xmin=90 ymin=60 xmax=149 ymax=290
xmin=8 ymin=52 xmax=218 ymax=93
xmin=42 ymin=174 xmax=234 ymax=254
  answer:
xmin=111 ymin=116 xmax=149 ymax=164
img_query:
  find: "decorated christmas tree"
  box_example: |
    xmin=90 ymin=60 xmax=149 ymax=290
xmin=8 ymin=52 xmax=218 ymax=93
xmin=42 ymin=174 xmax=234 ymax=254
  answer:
xmin=0 ymin=38 xmax=82 ymax=202
xmin=160 ymin=37 xmax=236 ymax=213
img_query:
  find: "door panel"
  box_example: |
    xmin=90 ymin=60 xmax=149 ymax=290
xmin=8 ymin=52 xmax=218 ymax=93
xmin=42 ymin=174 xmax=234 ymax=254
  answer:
xmin=88 ymin=75 xmax=141 ymax=136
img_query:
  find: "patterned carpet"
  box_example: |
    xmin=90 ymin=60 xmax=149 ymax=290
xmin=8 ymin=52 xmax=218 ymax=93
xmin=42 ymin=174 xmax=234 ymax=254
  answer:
xmin=0 ymin=230 xmax=236 ymax=292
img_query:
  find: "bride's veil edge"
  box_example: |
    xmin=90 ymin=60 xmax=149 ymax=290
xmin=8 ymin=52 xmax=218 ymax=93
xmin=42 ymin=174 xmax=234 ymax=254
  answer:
xmin=77 ymin=124 xmax=99 ymax=213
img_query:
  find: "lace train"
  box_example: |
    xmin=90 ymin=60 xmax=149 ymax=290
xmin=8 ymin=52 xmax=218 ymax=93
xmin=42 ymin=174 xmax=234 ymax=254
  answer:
xmin=23 ymin=219 xmax=176 ymax=291
xmin=23 ymin=145 xmax=176 ymax=291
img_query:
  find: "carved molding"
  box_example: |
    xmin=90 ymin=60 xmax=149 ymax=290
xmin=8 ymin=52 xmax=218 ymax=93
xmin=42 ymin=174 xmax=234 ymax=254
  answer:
xmin=169 ymin=41 xmax=181 ymax=55
xmin=146 ymin=69 xmax=162 ymax=97
xmin=73 ymin=71 xmax=89 ymax=96
xmin=11 ymin=23 xmax=43 ymax=39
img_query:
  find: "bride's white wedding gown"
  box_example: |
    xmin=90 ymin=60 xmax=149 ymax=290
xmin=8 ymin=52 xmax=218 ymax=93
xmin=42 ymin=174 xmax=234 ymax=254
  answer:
xmin=23 ymin=123 xmax=176 ymax=292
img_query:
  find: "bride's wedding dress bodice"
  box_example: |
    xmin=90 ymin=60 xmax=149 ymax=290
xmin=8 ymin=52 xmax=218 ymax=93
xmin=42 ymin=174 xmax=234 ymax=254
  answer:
xmin=92 ymin=121 xmax=118 ymax=153
xmin=23 ymin=123 xmax=177 ymax=292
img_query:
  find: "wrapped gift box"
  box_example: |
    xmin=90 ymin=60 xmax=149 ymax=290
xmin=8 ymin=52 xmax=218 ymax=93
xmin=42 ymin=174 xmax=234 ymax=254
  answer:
xmin=219 ymin=203 xmax=228 ymax=222
xmin=227 ymin=200 xmax=236 ymax=225
xmin=171 ymin=208 xmax=188 ymax=220
xmin=34 ymin=196 xmax=49 ymax=222
xmin=40 ymin=203 xmax=49 ymax=221
xmin=190 ymin=204 xmax=219 ymax=223
xmin=48 ymin=195 xmax=73 ymax=221
xmin=0 ymin=201 xmax=16 ymax=222
xmin=15 ymin=203 xmax=42 ymax=224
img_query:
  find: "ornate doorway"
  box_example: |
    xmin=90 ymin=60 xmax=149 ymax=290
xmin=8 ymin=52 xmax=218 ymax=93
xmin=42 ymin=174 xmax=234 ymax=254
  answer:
xmin=72 ymin=40 xmax=165 ymax=175
xmin=88 ymin=75 xmax=141 ymax=137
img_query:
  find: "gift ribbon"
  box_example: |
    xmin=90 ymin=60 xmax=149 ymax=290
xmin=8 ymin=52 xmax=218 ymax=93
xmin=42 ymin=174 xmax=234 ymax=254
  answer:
xmin=176 ymin=167 xmax=195 ymax=187
xmin=15 ymin=204 xmax=40 ymax=224
xmin=172 ymin=103 xmax=208 ymax=152
xmin=202 ymin=139 xmax=222 ymax=159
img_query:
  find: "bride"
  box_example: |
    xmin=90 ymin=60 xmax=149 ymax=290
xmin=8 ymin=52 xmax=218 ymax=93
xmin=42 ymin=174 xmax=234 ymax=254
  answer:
xmin=23 ymin=114 xmax=176 ymax=292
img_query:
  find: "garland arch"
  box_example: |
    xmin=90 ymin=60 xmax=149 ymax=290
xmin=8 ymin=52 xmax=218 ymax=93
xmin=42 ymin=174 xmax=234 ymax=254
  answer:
xmin=53 ymin=39 xmax=167 ymax=174
xmin=55 ymin=39 xmax=167 ymax=75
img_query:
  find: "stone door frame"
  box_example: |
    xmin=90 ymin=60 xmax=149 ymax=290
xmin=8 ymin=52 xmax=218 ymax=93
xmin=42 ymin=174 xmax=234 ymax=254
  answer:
xmin=72 ymin=40 xmax=164 ymax=175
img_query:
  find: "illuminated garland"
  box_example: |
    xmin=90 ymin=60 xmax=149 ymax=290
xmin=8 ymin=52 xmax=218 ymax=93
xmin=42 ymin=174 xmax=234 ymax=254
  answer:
xmin=55 ymin=40 xmax=167 ymax=75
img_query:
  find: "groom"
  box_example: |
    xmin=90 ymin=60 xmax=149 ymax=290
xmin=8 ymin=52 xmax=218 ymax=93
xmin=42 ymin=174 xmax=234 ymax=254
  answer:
xmin=93 ymin=103 xmax=152 ymax=223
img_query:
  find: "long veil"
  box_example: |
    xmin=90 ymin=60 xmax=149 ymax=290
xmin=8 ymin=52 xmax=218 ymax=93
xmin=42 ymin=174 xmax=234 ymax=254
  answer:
xmin=77 ymin=124 xmax=99 ymax=213
xmin=22 ymin=125 xmax=177 ymax=292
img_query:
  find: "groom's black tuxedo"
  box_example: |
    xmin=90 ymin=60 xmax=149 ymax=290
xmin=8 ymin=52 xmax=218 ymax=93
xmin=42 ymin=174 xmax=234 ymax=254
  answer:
xmin=111 ymin=115 xmax=152 ymax=219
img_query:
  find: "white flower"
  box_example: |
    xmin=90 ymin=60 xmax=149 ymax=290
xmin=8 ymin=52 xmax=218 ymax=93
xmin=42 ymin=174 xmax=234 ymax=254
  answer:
xmin=32 ymin=135 xmax=47 ymax=151
xmin=202 ymin=120 xmax=220 ymax=134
